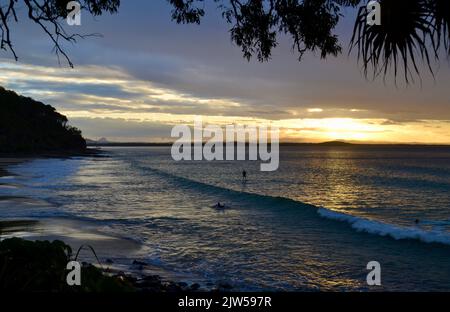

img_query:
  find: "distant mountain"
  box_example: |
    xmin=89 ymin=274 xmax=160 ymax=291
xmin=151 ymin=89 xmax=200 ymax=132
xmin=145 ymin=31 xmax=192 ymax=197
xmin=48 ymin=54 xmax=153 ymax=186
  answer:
xmin=86 ymin=141 xmax=356 ymax=147
xmin=316 ymin=141 xmax=353 ymax=146
xmin=0 ymin=86 xmax=86 ymax=154
xmin=86 ymin=137 xmax=109 ymax=145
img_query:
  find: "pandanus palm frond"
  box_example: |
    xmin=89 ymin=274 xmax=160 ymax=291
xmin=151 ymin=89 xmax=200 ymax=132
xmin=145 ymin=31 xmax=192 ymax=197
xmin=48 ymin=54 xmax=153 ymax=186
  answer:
xmin=431 ymin=0 xmax=450 ymax=53
xmin=350 ymin=0 xmax=437 ymax=84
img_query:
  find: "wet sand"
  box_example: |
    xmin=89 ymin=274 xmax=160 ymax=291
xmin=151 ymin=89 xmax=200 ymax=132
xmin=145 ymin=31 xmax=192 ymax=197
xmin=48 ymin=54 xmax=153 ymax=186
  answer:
xmin=0 ymin=158 xmax=25 ymax=175
xmin=0 ymin=220 xmax=39 ymax=234
xmin=0 ymin=158 xmax=35 ymax=234
xmin=0 ymin=158 xmax=141 ymax=262
xmin=0 ymin=157 xmax=207 ymax=289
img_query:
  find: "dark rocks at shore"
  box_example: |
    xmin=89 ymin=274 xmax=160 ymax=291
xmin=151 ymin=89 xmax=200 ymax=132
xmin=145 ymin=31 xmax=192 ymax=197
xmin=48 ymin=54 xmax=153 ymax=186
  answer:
xmin=190 ymin=283 xmax=201 ymax=291
xmin=75 ymin=263 xmax=203 ymax=293
xmin=131 ymin=259 xmax=148 ymax=270
xmin=212 ymin=282 xmax=234 ymax=292
xmin=95 ymin=259 xmax=206 ymax=292
xmin=0 ymin=237 xmax=230 ymax=292
xmin=132 ymin=260 xmax=148 ymax=266
xmin=130 ymin=278 xmax=235 ymax=293
xmin=105 ymin=259 xmax=234 ymax=292
xmin=129 ymin=274 xmax=203 ymax=293
xmin=135 ymin=275 xmax=162 ymax=289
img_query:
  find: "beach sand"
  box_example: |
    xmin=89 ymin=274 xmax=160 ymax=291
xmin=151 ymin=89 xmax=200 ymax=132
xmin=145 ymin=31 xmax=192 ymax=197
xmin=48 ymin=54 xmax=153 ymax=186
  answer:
xmin=0 ymin=158 xmax=141 ymax=263
xmin=0 ymin=157 xmax=207 ymax=289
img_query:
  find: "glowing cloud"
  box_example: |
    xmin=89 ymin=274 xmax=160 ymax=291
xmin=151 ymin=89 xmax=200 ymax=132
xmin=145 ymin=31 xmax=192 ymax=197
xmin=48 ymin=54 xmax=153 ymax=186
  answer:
xmin=1 ymin=61 xmax=450 ymax=144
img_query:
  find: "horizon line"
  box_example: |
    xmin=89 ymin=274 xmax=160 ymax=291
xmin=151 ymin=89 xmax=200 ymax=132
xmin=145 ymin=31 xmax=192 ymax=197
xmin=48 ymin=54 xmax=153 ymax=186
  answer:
xmin=86 ymin=140 xmax=450 ymax=147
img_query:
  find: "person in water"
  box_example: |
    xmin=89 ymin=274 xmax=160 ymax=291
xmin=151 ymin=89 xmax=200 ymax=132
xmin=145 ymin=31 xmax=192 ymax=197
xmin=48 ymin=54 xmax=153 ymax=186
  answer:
xmin=415 ymin=219 xmax=420 ymax=224
xmin=216 ymin=202 xmax=225 ymax=209
xmin=242 ymin=170 xmax=247 ymax=182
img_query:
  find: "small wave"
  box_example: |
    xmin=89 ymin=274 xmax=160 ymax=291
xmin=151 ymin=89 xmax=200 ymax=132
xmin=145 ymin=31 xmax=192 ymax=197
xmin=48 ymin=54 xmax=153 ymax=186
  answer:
xmin=421 ymin=220 xmax=450 ymax=226
xmin=132 ymin=162 xmax=316 ymax=209
xmin=134 ymin=163 xmax=450 ymax=247
xmin=317 ymin=207 xmax=450 ymax=246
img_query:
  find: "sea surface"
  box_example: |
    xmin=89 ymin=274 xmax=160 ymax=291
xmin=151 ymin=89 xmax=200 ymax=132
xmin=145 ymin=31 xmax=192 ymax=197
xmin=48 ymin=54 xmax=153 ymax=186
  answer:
xmin=1 ymin=146 xmax=450 ymax=291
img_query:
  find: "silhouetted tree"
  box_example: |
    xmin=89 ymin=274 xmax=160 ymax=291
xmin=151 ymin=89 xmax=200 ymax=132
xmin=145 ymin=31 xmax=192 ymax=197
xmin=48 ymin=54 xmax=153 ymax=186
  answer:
xmin=168 ymin=0 xmax=450 ymax=83
xmin=350 ymin=0 xmax=450 ymax=83
xmin=0 ymin=0 xmax=120 ymax=68
xmin=1 ymin=0 xmax=449 ymax=83
xmin=0 ymin=86 xmax=86 ymax=153
xmin=169 ymin=0 xmax=362 ymax=61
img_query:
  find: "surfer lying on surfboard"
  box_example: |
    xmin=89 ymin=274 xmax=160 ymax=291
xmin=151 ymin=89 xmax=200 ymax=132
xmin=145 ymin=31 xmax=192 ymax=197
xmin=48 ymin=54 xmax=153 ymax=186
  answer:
xmin=213 ymin=202 xmax=227 ymax=209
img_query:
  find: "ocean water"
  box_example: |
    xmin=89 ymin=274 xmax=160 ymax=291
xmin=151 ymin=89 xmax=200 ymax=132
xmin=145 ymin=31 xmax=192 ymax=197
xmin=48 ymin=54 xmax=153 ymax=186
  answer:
xmin=1 ymin=146 xmax=450 ymax=291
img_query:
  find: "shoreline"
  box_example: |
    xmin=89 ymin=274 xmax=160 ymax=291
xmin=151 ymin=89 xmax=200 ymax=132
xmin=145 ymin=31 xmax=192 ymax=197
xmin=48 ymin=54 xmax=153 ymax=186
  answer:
xmin=87 ymin=141 xmax=450 ymax=148
xmin=0 ymin=218 xmax=209 ymax=292
xmin=0 ymin=156 xmax=224 ymax=292
xmin=0 ymin=147 xmax=106 ymax=159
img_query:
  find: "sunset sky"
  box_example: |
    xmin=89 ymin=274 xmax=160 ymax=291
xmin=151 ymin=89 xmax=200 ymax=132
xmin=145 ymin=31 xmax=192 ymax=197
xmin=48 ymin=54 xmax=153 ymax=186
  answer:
xmin=1 ymin=1 xmax=450 ymax=143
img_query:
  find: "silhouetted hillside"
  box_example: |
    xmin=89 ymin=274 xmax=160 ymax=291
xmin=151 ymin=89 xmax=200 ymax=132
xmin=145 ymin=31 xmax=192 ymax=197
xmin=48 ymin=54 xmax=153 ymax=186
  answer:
xmin=316 ymin=141 xmax=353 ymax=146
xmin=0 ymin=86 xmax=86 ymax=153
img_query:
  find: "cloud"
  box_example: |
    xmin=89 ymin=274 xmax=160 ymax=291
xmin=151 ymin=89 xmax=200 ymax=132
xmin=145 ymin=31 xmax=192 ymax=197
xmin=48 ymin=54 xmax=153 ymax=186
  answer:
xmin=1 ymin=1 xmax=450 ymax=143
xmin=307 ymin=108 xmax=324 ymax=113
xmin=2 ymin=60 xmax=450 ymax=143
xmin=4 ymin=0 xmax=450 ymax=123
xmin=71 ymin=117 xmax=174 ymax=142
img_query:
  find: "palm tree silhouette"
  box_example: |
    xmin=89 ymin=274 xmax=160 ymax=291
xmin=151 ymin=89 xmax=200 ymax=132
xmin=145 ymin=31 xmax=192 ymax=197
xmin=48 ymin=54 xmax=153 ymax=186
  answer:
xmin=350 ymin=0 xmax=450 ymax=84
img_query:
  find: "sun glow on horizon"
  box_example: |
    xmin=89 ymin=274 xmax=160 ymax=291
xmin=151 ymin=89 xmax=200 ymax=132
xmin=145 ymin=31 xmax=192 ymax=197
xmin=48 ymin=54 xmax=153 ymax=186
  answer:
xmin=2 ymin=61 xmax=450 ymax=144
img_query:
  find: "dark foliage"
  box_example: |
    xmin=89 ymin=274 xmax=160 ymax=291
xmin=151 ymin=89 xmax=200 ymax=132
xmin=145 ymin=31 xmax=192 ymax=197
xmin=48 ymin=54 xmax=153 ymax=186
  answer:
xmin=0 ymin=238 xmax=134 ymax=292
xmin=168 ymin=0 xmax=450 ymax=83
xmin=169 ymin=0 xmax=362 ymax=62
xmin=0 ymin=238 xmax=71 ymax=291
xmin=0 ymin=86 xmax=86 ymax=153
xmin=0 ymin=0 xmax=120 ymax=67
xmin=350 ymin=0 xmax=450 ymax=83
xmin=2 ymin=0 xmax=450 ymax=83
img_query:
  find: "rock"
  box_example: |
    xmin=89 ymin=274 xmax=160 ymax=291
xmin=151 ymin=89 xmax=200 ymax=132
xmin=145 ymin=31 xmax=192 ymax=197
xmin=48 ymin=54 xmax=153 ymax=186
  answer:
xmin=164 ymin=281 xmax=183 ymax=292
xmin=132 ymin=260 xmax=148 ymax=266
xmin=142 ymin=275 xmax=162 ymax=283
xmin=136 ymin=275 xmax=162 ymax=288
xmin=190 ymin=283 xmax=201 ymax=291
xmin=124 ymin=274 xmax=137 ymax=283
xmin=131 ymin=260 xmax=148 ymax=271
xmin=217 ymin=282 xmax=233 ymax=291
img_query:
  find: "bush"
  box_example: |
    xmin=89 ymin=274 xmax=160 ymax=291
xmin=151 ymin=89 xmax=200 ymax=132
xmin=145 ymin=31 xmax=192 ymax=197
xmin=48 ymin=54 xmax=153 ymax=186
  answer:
xmin=0 ymin=238 xmax=134 ymax=292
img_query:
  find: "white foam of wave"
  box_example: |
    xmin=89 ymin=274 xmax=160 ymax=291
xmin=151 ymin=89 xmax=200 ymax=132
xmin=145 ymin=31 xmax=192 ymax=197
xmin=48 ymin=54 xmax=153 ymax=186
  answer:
xmin=7 ymin=158 xmax=82 ymax=186
xmin=317 ymin=207 xmax=450 ymax=246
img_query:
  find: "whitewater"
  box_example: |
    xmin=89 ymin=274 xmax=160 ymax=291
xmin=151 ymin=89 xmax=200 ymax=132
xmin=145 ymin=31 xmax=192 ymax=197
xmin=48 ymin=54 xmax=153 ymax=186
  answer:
xmin=1 ymin=145 xmax=450 ymax=291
